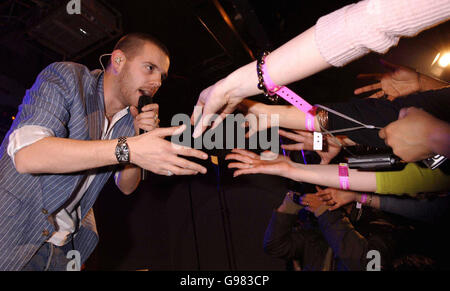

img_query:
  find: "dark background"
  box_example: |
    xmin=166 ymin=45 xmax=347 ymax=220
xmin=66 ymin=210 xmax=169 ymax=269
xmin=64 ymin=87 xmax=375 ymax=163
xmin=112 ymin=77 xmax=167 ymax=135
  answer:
xmin=0 ymin=0 xmax=449 ymax=270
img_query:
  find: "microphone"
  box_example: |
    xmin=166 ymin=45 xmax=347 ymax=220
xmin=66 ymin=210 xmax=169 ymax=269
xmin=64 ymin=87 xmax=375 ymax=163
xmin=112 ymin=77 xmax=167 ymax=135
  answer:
xmin=138 ymin=95 xmax=153 ymax=180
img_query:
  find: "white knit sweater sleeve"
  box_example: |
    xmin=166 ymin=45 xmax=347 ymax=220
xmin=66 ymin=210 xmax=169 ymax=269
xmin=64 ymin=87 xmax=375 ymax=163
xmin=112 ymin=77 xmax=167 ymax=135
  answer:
xmin=315 ymin=0 xmax=450 ymax=67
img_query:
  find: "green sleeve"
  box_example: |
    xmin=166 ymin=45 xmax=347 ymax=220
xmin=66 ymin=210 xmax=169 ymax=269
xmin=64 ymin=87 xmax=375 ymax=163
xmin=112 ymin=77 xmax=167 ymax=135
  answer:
xmin=376 ymin=163 xmax=450 ymax=196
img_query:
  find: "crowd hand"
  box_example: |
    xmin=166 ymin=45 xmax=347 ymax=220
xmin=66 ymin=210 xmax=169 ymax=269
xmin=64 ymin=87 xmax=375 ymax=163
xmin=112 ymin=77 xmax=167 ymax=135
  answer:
xmin=130 ymin=104 xmax=160 ymax=135
xmin=130 ymin=125 xmax=208 ymax=176
xmin=191 ymin=78 xmax=244 ymax=138
xmin=379 ymin=107 xmax=444 ymax=162
xmin=236 ymin=99 xmax=272 ymax=138
xmin=225 ymin=149 xmax=294 ymax=179
xmin=354 ymin=59 xmax=420 ymax=101
xmin=298 ymin=192 xmax=326 ymax=213
xmin=279 ymin=129 xmax=342 ymax=164
xmin=315 ymin=186 xmax=358 ymax=211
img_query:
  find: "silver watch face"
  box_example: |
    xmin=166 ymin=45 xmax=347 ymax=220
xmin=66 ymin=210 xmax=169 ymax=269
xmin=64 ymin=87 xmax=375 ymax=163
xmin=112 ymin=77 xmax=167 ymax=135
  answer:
xmin=115 ymin=143 xmax=129 ymax=162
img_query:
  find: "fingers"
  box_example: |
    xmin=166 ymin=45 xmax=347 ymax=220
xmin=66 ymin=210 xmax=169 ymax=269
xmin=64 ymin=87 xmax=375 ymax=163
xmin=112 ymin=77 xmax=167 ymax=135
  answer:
xmin=192 ymin=112 xmax=215 ymax=139
xmin=278 ymin=129 xmax=307 ymax=143
xmin=354 ymin=82 xmax=382 ymax=95
xmin=210 ymin=113 xmax=226 ymax=131
xmin=166 ymin=164 xmax=200 ymax=176
xmin=378 ymin=128 xmax=386 ymax=140
xmin=191 ymin=104 xmax=203 ymax=126
xmin=130 ymin=106 xmax=139 ymax=118
xmin=192 ymin=111 xmax=212 ymax=139
xmin=173 ymin=145 xmax=208 ymax=161
xmin=136 ymin=118 xmax=159 ymax=131
xmin=140 ymin=104 xmax=159 ymax=113
xmin=328 ymin=204 xmax=341 ymax=211
xmin=231 ymin=148 xmax=260 ymax=159
xmin=134 ymin=104 xmax=160 ymax=132
xmin=367 ymin=90 xmax=386 ymax=99
xmin=232 ymin=167 xmax=261 ymax=177
xmin=171 ymin=156 xmax=207 ymax=174
xmin=225 ymin=153 xmax=255 ymax=165
xmin=227 ymin=162 xmax=255 ymax=169
xmin=154 ymin=124 xmax=187 ymax=137
xmin=136 ymin=109 xmax=158 ymax=121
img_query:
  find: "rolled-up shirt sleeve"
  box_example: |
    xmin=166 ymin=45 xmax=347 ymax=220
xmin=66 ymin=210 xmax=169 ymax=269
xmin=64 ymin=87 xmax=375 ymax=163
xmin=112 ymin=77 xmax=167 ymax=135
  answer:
xmin=7 ymin=125 xmax=55 ymax=166
xmin=315 ymin=0 xmax=450 ymax=67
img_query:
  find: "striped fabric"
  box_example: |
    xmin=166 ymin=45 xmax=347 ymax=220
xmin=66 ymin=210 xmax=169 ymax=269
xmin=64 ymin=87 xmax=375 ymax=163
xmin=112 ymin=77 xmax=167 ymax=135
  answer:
xmin=0 ymin=62 xmax=135 ymax=270
xmin=315 ymin=0 xmax=450 ymax=67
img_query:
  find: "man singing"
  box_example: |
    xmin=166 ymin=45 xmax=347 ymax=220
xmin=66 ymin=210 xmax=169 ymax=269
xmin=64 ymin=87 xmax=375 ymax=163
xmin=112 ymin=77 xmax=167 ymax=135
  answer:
xmin=0 ymin=33 xmax=208 ymax=271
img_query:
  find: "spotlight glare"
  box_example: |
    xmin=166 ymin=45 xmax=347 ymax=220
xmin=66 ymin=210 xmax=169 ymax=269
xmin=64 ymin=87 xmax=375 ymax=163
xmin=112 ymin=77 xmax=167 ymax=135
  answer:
xmin=432 ymin=53 xmax=440 ymax=66
xmin=438 ymin=53 xmax=450 ymax=68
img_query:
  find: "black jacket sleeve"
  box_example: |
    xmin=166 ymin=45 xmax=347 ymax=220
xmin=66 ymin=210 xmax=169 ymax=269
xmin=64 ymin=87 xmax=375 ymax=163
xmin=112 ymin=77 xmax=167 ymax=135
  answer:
xmin=317 ymin=209 xmax=395 ymax=270
xmin=263 ymin=211 xmax=306 ymax=260
xmin=325 ymin=87 xmax=450 ymax=147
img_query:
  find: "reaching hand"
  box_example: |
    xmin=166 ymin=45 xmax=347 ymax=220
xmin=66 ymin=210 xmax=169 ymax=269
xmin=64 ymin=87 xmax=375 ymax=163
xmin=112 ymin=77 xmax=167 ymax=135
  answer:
xmin=236 ymin=99 xmax=274 ymax=138
xmin=379 ymin=107 xmax=449 ymax=162
xmin=279 ymin=129 xmax=342 ymax=164
xmin=191 ymin=79 xmax=246 ymax=138
xmin=225 ymin=149 xmax=294 ymax=179
xmin=129 ymin=125 xmax=209 ymax=176
xmin=315 ymin=187 xmax=357 ymax=211
xmin=298 ymin=192 xmax=327 ymax=213
xmin=354 ymin=60 xmax=420 ymax=101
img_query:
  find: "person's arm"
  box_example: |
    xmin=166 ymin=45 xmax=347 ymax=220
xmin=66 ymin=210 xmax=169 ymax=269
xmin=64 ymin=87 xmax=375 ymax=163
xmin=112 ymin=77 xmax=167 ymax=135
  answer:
xmin=226 ymin=150 xmax=449 ymax=196
xmin=236 ymin=100 xmax=321 ymax=134
xmin=226 ymin=149 xmax=377 ymax=192
xmin=378 ymin=194 xmax=450 ymax=224
xmin=114 ymin=104 xmax=159 ymax=195
xmin=192 ymin=0 xmax=450 ymax=138
xmin=14 ymin=127 xmax=208 ymax=176
xmin=10 ymin=63 xmax=208 ymax=178
xmin=316 ymin=209 xmax=394 ymax=271
xmin=380 ymin=107 xmax=450 ymax=162
xmin=263 ymin=193 xmax=306 ymax=260
xmin=354 ymin=60 xmax=450 ymax=101
xmin=327 ymin=190 xmax=450 ymax=224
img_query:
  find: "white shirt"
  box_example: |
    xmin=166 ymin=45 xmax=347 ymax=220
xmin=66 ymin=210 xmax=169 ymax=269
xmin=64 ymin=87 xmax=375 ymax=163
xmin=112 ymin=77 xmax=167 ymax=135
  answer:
xmin=7 ymin=106 xmax=130 ymax=246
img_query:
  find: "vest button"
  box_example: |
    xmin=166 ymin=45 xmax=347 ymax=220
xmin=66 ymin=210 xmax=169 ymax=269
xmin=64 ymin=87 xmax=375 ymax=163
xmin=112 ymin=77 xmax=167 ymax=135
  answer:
xmin=42 ymin=229 xmax=50 ymax=237
xmin=42 ymin=208 xmax=48 ymax=215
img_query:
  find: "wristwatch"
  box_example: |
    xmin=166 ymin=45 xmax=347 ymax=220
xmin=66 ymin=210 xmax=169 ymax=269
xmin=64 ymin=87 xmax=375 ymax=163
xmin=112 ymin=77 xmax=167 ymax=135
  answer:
xmin=115 ymin=137 xmax=130 ymax=164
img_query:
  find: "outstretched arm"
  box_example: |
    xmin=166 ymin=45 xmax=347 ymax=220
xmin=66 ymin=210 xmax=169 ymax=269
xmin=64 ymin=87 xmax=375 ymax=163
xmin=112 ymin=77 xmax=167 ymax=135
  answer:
xmin=192 ymin=0 xmax=450 ymax=137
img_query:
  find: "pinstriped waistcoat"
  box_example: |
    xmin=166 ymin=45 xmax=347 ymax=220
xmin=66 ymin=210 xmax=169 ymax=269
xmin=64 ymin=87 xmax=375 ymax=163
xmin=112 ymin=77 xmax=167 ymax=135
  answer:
xmin=0 ymin=62 xmax=135 ymax=270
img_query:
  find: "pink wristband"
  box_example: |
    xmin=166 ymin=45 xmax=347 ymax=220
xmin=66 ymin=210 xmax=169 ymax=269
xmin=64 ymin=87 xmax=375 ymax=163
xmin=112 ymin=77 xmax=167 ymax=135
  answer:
xmin=360 ymin=194 xmax=368 ymax=204
xmin=260 ymin=56 xmax=316 ymax=131
xmin=338 ymin=163 xmax=349 ymax=190
xmin=305 ymin=107 xmax=317 ymax=131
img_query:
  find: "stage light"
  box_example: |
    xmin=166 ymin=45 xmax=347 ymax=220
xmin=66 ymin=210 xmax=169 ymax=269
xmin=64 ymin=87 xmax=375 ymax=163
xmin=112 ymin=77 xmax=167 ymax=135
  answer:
xmin=432 ymin=52 xmax=440 ymax=66
xmin=438 ymin=52 xmax=450 ymax=67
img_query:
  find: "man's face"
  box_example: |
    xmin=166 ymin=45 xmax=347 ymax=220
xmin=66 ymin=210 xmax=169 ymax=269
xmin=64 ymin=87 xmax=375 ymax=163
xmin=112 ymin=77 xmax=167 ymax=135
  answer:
xmin=117 ymin=42 xmax=170 ymax=107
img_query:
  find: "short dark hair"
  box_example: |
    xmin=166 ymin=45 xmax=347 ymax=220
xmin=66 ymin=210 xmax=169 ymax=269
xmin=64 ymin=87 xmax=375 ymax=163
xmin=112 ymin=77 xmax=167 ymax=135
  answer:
xmin=113 ymin=32 xmax=170 ymax=60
